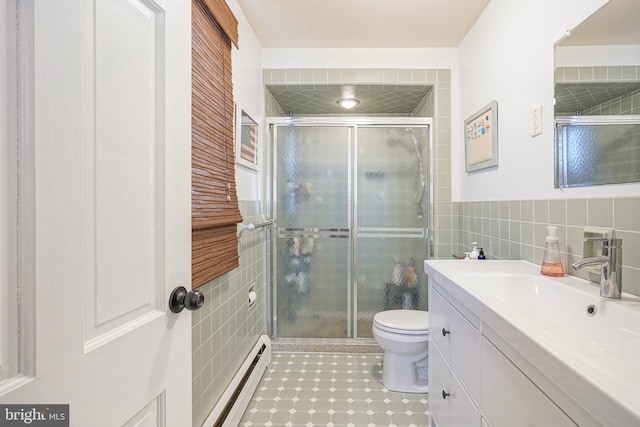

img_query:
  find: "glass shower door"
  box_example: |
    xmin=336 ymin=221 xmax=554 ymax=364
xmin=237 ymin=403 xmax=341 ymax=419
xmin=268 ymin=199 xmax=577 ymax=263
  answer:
xmin=355 ymin=126 xmax=430 ymax=338
xmin=273 ymin=125 xmax=351 ymax=338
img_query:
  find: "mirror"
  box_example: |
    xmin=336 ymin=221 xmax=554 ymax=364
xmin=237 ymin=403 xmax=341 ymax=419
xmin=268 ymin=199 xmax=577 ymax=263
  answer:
xmin=554 ymin=0 xmax=640 ymax=188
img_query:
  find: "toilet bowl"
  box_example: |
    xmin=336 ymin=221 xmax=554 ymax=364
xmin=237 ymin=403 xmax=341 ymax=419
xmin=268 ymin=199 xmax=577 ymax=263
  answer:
xmin=372 ymin=309 xmax=429 ymax=393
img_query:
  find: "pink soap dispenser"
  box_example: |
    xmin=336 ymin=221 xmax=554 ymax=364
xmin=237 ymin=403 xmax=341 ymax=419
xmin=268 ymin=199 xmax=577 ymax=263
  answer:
xmin=540 ymin=225 xmax=564 ymax=277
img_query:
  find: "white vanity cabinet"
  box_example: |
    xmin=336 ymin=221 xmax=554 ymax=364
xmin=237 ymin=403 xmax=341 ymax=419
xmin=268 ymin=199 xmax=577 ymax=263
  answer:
xmin=429 ymin=285 xmax=480 ymax=427
xmin=429 ymin=279 xmax=577 ymax=427
xmin=430 ymin=341 xmax=479 ymax=427
xmin=430 ymin=286 xmax=481 ymax=399
xmin=481 ymin=337 xmax=576 ymax=427
xmin=425 ymin=259 xmax=640 ymax=427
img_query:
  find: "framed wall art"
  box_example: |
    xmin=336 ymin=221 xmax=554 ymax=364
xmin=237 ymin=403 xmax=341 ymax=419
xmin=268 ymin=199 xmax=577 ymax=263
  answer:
xmin=236 ymin=108 xmax=259 ymax=170
xmin=464 ymin=100 xmax=498 ymax=173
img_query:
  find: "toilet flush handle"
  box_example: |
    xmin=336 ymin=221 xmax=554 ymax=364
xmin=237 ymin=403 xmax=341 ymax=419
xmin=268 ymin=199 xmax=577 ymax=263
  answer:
xmin=442 ymin=328 xmax=450 ymax=337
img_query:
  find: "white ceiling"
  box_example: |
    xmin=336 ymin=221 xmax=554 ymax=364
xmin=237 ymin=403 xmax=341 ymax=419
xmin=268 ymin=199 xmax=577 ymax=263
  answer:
xmin=558 ymin=0 xmax=640 ymax=46
xmin=237 ymin=0 xmax=491 ymax=48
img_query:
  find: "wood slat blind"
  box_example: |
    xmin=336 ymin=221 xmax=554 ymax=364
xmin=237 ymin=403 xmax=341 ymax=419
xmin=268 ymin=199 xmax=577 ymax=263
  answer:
xmin=192 ymin=0 xmax=242 ymax=288
xmin=201 ymin=0 xmax=238 ymax=48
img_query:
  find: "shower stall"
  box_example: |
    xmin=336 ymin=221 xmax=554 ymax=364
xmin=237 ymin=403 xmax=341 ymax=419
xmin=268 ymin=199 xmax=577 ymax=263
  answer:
xmin=267 ymin=117 xmax=432 ymax=341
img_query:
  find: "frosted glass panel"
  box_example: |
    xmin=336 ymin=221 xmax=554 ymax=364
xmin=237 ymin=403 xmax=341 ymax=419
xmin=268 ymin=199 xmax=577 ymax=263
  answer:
xmin=358 ymin=127 xmax=429 ymax=228
xmin=276 ymin=236 xmax=349 ymax=338
xmin=356 ymin=237 xmax=428 ymax=338
xmin=270 ymin=120 xmax=431 ymax=340
xmin=276 ymin=126 xmax=349 ymax=228
xmin=556 ymin=120 xmax=640 ymax=187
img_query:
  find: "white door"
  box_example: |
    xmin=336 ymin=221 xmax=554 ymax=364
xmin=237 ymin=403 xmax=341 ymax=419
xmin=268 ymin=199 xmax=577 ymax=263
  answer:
xmin=0 ymin=0 xmax=193 ymax=426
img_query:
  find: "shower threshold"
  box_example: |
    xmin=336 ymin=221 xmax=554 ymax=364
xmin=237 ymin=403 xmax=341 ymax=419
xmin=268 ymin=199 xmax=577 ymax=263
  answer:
xmin=271 ymin=337 xmax=382 ymax=354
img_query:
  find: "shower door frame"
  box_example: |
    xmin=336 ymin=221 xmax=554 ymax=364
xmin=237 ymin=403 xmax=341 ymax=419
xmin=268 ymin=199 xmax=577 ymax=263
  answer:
xmin=266 ymin=117 xmax=433 ymax=342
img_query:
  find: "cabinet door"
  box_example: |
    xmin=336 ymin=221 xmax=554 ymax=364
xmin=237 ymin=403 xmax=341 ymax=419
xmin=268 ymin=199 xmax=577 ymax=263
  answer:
xmin=481 ymin=337 xmax=578 ymax=427
xmin=429 ymin=286 xmax=451 ymax=356
xmin=430 ymin=285 xmax=481 ymax=400
xmin=430 ymin=344 xmax=451 ymax=427
xmin=448 ymin=370 xmax=480 ymax=427
xmin=430 ymin=343 xmax=480 ymax=427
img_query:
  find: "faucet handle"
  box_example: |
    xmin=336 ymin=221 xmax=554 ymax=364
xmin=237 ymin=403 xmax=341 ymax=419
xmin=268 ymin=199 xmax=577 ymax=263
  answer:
xmin=583 ymin=236 xmax=608 ymax=242
xmin=583 ymin=237 xmax=622 ymax=248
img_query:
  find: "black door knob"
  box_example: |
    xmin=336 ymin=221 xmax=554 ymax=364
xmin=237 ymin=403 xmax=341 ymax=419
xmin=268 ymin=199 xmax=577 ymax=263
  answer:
xmin=442 ymin=328 xmax=450 ymax=336
xmin=442 ymin=390 xmax=450 ymax=399
xmin=169 ymin=286 xmax=205 ymax=313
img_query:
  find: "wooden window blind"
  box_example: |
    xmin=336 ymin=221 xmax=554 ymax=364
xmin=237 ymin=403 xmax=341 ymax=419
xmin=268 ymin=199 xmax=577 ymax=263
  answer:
xmin=192 ymin=0 xmax=242 ymax=288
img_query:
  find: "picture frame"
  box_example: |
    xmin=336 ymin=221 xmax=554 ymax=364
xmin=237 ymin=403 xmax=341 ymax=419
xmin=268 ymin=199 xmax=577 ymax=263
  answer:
xmin=464 ymin=100 xmax=498 ymax=173
xmin=235 ymin=107 xmax=259 ymax=171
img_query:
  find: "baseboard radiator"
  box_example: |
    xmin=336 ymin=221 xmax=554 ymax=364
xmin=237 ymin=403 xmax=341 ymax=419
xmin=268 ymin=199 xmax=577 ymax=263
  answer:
xmin=204 ymin=335 xmax=271 ymax=427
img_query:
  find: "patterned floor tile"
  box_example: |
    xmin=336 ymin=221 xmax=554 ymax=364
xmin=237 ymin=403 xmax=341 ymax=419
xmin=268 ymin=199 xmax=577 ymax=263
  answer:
xmin=240 ymin=353 xmax=430 ymax=427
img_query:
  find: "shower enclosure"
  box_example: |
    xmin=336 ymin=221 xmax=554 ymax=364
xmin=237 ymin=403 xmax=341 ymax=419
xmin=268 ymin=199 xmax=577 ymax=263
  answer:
xmin=268 ymin=118 xmax=432 ymax=340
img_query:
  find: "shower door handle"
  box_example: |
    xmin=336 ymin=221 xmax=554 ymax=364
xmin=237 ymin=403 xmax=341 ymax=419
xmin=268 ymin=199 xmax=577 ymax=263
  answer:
xmin=169 ymin=286 xmax=205 ymax=313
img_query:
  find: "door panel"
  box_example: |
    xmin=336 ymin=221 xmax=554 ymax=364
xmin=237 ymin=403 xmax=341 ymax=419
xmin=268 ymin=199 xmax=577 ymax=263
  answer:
xmin=276 ymin=126 xmax=350 ymax=229
xmin=274 ymin=125 xmax=352 ymax=338
xmin=357 ymin=126 xmax=429 ymax=228
xmin=0 ymin=0 xmax=20 ymax=385
xmin=275 ymin=235 xmax=349 ymax=338
xmin=356 ymin=237 xmax=428 ymax=338
xmin=355 ymin=126 xmax=429 ymax=337
xmin=0 ymin=1 xmax=192 ymax=425
xmin=123 ymin=393 xmax=165 ymax=427
xmin=88 ymin=0 xmax=166 ymax=344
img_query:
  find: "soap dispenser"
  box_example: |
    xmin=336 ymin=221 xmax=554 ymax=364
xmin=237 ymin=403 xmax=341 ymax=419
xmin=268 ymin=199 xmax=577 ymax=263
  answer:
xmin=540 ymin=225 xmax=564 ymax=277
xmin=469 ymin=242 xmax=479 ymax=260
xmin=477 ymin=248 xmax=486 ymax=260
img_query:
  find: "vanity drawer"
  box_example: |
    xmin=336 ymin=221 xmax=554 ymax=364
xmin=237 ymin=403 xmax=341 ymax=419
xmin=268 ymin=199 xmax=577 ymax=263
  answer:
xmin=481 ymin=337 xmax=577 ymax=427
xmin=429 ymin=284 xmax=481 ymax=401
xmin=429 ymin=343 xmax=451 ymax=427
xmin=430 ymin=343 xmax=480 ymax=427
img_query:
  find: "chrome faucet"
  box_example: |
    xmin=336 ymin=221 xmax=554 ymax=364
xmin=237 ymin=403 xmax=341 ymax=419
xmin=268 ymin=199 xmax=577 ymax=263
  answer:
xmin=572 ymin=238 xmax=623 ymax=299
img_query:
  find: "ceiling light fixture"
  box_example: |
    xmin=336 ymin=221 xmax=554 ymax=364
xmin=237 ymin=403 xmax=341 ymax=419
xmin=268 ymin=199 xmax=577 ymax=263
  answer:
xmin=337 ymin=97 xmax=360 ymax=109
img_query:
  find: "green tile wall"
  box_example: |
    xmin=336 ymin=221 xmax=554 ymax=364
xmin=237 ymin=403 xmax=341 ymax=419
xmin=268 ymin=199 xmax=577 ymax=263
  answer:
xmin=556 ymin=65 xmax=640 ymax=84
xmin=263 ymin=68 xmax=452 ymax=259
xmin=454 ymin=196 xmax=640 ymax=297
xmin=191 ymin=200 xmax=267 ymax=426
xmin=556 ymin=66 xmax=640 ymax=115
xmin=265 ymin=88 xmax=285 ymax=117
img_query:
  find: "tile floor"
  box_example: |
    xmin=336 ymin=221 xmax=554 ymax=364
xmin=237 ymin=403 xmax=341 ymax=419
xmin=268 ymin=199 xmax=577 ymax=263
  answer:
xmin=240 ymin=352 xmax=430 ymax=427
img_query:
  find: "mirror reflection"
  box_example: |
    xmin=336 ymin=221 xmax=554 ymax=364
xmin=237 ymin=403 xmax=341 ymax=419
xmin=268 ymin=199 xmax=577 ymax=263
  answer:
xmin=554 ymin=0 xmax=640 ymax=188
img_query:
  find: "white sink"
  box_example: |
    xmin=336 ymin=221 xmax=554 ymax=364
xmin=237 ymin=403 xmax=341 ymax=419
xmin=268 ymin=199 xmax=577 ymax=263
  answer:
xmin=464 ymin=273 xmax=639 ymax=334
xmin=424 ymin=260 xmax=640 ymax=425
xmin=462 ymin=271 xmax=640 ymax=370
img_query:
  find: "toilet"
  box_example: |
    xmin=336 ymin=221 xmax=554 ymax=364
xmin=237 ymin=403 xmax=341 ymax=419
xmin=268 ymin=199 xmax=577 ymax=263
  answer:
xmin=372 ymin=309 xmax=429 ymax=393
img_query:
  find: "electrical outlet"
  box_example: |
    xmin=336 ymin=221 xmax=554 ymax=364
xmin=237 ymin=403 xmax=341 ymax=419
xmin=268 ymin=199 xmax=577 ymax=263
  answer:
xmin=531 ymin=105 xmax=543 ymax=136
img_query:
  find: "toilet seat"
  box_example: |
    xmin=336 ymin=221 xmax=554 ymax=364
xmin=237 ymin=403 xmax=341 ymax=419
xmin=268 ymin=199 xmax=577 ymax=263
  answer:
xmin=373 ymin=310 xmax=429 ymax=335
